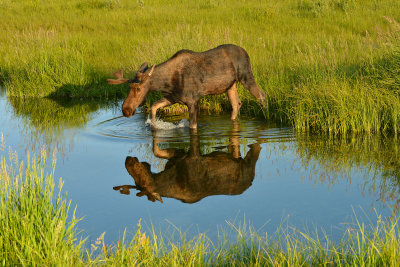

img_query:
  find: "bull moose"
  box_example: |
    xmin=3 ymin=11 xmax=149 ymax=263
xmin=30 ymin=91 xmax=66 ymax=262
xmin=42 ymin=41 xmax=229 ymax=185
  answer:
xmin=113 ymin=128 xmax=262 ymax=203
xmin=107 ymin=44 xmax=266 ymax=129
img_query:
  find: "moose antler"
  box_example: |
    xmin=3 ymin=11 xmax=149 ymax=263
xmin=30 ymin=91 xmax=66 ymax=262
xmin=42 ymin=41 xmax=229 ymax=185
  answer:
xmin=107 ymin=69 xmax=129 ymax=84
xmin=113 ymin=185 xmax=137 ymax=195
xmin=113 ymin=184 xmax=163 ymax=203
xmin=113 ymin=69 xmax=124 ymax=79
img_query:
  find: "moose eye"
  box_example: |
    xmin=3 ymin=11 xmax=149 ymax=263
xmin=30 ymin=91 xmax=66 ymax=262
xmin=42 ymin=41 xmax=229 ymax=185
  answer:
xmin=137 ymin=88 xmax=141 ymax=92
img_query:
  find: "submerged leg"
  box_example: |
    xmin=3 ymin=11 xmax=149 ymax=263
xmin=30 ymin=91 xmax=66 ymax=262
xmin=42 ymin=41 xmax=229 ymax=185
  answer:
xmin=227 ymin=83 xmax=242 ymax=121
xmin=188 ymin=102 xmax=199 ymax=129
xmin=151 ymin=98 xmax=173 ymax=121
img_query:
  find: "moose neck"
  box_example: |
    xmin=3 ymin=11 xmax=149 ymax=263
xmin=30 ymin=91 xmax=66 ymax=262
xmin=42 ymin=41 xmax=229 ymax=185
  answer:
xmin=147 ymin=57 xmax=186 ymax=94
xmin=145 ymin=64 xmax=165 ymax=93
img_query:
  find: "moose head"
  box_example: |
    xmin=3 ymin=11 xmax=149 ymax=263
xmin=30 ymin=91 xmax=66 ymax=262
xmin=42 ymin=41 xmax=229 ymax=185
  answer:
xmin=107 ymin=63 xmax=155 ymax=117
xmin=118 ymin=156 xmax=163 ymax=203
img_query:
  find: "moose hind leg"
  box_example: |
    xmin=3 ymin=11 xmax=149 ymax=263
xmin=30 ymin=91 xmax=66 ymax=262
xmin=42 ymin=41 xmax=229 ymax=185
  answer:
xmin=227 ymin=83 xmax=242 ymax=121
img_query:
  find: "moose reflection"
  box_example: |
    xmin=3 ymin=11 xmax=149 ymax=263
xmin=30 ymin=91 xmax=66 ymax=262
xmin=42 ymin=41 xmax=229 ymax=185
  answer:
xmin=114 ymin=130 xmax=262 ymax=203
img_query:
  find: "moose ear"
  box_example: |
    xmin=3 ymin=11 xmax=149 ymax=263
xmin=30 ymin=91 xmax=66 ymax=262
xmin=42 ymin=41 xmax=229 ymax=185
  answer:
xmin=142 ymin=162 xmax=152 ymax=173
xmin=147 ymin=65 xmax=155 ymax=77
xmin=143 ymin=65 xmax=155 ymax=79
xmin=139 ymin=65 xmax=155 ymax=83
xmin=137 ymin=62 xmax=149 ymax=73
xmin=152 ymin=192 xmax=163 ymax=203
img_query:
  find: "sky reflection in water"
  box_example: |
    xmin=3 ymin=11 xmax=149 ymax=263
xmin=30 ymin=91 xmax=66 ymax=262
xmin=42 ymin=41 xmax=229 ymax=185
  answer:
xmin=0 ymin=95 xmax=399 ymax=244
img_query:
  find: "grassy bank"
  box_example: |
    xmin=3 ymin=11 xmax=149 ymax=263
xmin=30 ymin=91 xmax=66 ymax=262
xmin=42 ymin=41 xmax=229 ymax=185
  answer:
xmin=1 ymin=139 xmax=400 ymax=265
xmin=1 ymin=0 xmax=400 ymax=134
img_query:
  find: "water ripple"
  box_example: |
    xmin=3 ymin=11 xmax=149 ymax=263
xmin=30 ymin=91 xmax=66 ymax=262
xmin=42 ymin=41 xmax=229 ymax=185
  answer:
xmin=90 ymin=107 xmax=294 ymax=144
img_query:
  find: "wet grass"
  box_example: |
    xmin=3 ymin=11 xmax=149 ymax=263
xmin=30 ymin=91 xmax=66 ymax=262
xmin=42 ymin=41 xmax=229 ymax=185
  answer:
xmin=1 ymin=0 xmax=400 ymax=134
xmin=1 ymin=137 xmax=400 ymax=266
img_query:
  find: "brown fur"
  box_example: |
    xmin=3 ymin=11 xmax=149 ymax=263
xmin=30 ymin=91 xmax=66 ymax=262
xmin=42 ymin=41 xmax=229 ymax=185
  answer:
xmin=107 ymin=44 xmax=266 ymax=128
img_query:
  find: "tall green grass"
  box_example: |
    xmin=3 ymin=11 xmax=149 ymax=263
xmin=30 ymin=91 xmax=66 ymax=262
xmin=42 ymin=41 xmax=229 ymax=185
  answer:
xmin=1 ymin=0 xmax=400 ymax=132
xmin=0 ymin=139 xmax=84 ymax=265
xmin=1 ymin=136 xmax=400 ymax=265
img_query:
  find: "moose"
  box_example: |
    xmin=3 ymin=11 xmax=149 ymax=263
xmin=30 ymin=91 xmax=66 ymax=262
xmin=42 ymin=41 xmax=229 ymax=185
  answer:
xmin=113 ymin=127 xmax=262 ymax=203
xmin=107 ymin=44 xmax=266 ymax=129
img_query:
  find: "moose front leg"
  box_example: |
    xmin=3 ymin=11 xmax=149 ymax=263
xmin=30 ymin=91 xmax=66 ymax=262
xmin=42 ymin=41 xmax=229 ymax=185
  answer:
xmin=188 ymin=102 xmax=199 ymax=129
xmin=151 ymin=98 xmax=173 ymax=122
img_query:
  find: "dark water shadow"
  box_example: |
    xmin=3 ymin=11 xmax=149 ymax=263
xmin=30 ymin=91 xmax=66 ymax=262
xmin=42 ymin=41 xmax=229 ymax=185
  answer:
xmin=0 ymin=84 xmax=5 ymax=96
xmin=7 ymin=96 xmax=118 ymax=153
xmin=47 ymin=81 xmax=129 ymax=99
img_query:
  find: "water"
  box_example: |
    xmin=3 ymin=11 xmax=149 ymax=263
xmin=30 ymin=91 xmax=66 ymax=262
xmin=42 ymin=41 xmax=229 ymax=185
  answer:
xmin=0 ymin=95 xmax=398 ymax=244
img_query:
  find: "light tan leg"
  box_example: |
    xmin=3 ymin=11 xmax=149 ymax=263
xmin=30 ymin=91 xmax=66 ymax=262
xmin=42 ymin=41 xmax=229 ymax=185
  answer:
xmin=227 ymin=83 xmax=242 ymax=121
xmin=151 ymin=98 xmax=173 ymax=121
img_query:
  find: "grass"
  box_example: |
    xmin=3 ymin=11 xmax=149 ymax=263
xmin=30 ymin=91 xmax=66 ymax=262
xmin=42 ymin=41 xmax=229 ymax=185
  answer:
xmin=0 ymin=138 xmax=84 ymax=265
xmin=1 ymin=137 xmax=400 ymax=266
xmin=1 ymin=0 xmax=400 ymax=134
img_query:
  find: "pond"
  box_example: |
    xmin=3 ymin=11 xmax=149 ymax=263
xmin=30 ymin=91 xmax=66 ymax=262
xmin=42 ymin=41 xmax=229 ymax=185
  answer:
xmin=1 ymin=94 xmax=399 ymax=245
